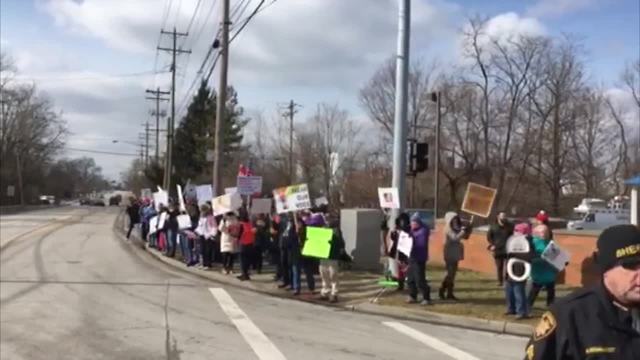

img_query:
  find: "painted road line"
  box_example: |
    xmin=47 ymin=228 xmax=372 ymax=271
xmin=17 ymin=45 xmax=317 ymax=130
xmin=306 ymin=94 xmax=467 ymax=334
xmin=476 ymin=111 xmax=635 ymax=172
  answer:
xmin=383 ymin=321 xmax=482 ymax=360
xmin=209 ymin=288 xmax=287 ymax=360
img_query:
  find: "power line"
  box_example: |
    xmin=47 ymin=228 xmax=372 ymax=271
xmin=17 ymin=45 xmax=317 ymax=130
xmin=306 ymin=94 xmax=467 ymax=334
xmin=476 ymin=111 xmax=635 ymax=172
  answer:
xmin=65 ymin=148 xmax=139 ymax=157
xmin=184 ymin=0 xmax=203 ymax=34
xmin=153 ymin=0 xmax=175 ymax=88
xmin=16 ymin=70 xmax=170 ymax=83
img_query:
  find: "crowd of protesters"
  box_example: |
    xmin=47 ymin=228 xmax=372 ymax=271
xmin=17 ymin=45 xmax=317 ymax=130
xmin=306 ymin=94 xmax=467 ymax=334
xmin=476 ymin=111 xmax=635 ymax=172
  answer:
xmin=126 ymin=197 xmax=346 ymax=302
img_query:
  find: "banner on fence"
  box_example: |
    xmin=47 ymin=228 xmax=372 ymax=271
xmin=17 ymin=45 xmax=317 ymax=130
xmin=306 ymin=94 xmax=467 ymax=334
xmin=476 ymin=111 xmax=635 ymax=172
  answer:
xmin=250 ymin=198 xmax=272 ymax=215
xmin=273 ymin=184 xmax=311 ymax=214
xmin=196 ymin=185 xmax=214 ymax=206
xmin=461 ymin=182 xmax=497 ymax=218
xmin=237 ymin=176 xmax=263 ymax=195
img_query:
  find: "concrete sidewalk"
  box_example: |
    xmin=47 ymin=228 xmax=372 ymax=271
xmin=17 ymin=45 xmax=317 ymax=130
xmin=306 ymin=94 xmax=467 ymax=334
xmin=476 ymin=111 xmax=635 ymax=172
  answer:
xmin=115 ymin=214 xmax=534 ymax=337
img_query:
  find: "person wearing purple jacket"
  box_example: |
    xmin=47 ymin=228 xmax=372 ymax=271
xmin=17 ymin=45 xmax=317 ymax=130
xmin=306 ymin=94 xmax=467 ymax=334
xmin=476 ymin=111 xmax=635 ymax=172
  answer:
xmin=407 ymin=213 xmax=433 ymax=305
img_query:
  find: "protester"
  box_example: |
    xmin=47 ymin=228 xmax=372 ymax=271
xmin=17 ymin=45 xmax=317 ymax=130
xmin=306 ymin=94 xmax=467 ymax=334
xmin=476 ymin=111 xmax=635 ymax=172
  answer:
xmin=487 ymin=211 xmax=513 ymax=286
xmin=504 ymin=222 xmax=534 ymax=319
xmin=385 ymin=213 xmax=410 ymax=291
xmin=524 ymin=224 xmax=640 ymax=359
xmin=439 ymin=211 xmax=468 ymax=300
xmin=179 ymin=203 xmax=200 ymax=266
xmin=165 ymin=203 xmax=180 ymax=258
xmin=534 ymin=210 xmax=553 ymax=239
xmin=280 ymin=213 xmax=299 ymax=292
xmin=219 ymin=211 xmax=240 ymax=274
xmin=157 ymin=205 xmax=169 ymax=252
xmin=269 ymin=214 xmax=283 ymax=281
xmin=528 ymin=224 xmax=558 ymax=307
xmin=253 ymin=213 xmax=270 ymax=274
xmin=319 ymin=216 xmax=345 ymax=303
xmin=238 ymin=212 xmax=256 ymax=281
xmin=142 ymin=200 xmax=157 ymax=246
xmin=125 ymin=197 xmax=140 ymax=239
xmin=407 ymin=213 xmax=432 ymax=305
xmin=296 ymin=212 xmax=321 ymax=294
xmin=196 ymin=204 xmax=217 ymax=270
xmin=277 ymin=214 xmax=292 ymax=288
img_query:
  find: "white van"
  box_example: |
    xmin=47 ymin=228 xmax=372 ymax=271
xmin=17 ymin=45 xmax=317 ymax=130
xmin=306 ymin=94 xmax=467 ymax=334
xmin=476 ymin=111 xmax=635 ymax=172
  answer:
xmin=567 ymin=209 xmax=630 ymax=230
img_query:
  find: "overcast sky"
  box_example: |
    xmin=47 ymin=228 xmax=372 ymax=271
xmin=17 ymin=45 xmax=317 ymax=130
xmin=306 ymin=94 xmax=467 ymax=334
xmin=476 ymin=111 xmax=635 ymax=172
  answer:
xmin=1 ymin=0 xmax=638 ymax=180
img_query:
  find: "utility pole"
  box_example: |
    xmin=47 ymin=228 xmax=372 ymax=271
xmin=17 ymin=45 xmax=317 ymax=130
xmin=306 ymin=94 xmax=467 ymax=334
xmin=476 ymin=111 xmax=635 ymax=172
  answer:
xmin=144 ymin=122 xmax=150 ymax=167
xmin=213 ymin=0 xmax=230 ymax=196
xmin=390 ymin=0 xmax=410 ymax=223
xmin=433 ymin=91 xmax=442 ymax=220
xmin=145 ymin=88 xmax=170 ymax=163
xmin=281 ymin=100 xmax=300 ymax=184
xmin=158 ymin=28 xmax=191 ymax=192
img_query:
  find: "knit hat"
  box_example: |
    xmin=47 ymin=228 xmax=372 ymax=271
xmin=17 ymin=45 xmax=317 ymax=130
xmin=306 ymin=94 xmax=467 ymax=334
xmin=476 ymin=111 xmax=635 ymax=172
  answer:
xmin=514 ymin=222 xmax=531 ymax=235
xmin=536 ymin=210 xmax=549 ymax=223
xmin=410 ymin=212 xmax=422 ymax=224
xmin=596 ymin=224 xmax=640 ymax=273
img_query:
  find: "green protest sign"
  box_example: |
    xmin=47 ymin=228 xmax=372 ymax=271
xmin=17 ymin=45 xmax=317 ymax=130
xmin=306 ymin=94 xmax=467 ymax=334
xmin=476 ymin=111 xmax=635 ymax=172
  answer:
xmin=302 ymin=226 xmax=333 ymax=259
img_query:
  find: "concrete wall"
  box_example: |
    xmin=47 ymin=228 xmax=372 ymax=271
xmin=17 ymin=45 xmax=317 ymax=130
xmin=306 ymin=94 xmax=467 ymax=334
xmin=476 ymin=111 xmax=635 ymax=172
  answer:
xmin=340 ymin=209 xmax=384 ymax=271
xmin=429 ymin=223 xmax=600 ymax=287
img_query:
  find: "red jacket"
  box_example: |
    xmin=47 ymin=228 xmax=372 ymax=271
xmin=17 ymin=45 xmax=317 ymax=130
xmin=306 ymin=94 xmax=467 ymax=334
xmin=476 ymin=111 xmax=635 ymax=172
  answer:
xmin=239 ymin=221 xmax=255 ymax=246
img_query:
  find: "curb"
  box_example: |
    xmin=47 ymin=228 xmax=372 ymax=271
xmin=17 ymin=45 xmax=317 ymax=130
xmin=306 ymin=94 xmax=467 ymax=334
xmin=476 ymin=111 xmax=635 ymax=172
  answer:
xmin=114 ymin=213 xmax=533 ymax=338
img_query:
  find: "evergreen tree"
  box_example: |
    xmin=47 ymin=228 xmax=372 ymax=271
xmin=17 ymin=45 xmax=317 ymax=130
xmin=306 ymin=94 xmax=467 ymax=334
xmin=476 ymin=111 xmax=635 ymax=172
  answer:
xmin=173 ymin=81 xmax=247 ymax=185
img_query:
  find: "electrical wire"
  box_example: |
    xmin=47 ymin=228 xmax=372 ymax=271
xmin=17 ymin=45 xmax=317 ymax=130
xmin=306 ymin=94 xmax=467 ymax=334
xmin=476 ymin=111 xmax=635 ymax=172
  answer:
xmin=65 ymin=148 xmax=139 ymax=157
xmin=152 ymin=0 xmax=174 ymax=89
xmin=184 ymin=0 xmax=203 ymax=34
xmin=16 ymin=70 xmax=170 ymax=83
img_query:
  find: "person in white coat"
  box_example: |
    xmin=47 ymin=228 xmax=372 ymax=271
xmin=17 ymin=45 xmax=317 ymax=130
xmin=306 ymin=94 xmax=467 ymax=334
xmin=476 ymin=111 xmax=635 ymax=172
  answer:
xmin=219 ymin=212 xmax=241 ymax=274
xmin=196 ymin=204 xmax=217 ymax=269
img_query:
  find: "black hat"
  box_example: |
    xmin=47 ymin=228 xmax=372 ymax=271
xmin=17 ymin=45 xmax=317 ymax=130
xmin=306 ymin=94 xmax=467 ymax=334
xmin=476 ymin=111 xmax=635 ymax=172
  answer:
xmin=596 ymin=225 xmax=640 ymax=272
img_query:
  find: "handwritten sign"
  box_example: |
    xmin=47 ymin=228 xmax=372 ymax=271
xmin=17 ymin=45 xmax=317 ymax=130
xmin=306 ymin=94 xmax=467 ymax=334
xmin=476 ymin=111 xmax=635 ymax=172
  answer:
xmin=397 ymin=231 xmax=413 ymax=257
xmin=378 ymin=187 xmax=400 ymax=209
xmin=301 ymin=227 xmax=333 ymax=259
xmin=212 ymin=192 xmax=243 ymax=216
xmin=250 ymin=198 xmax=272 ymax=215
xmin=273 ymin=184 xmax=311 ymax=214
xmin=541 ymin=241 xmax=571 ymax=271
xmin=461 ymin=182 xmax=497 ymax=218
xmin=237 ymin=176 xmax=263 ymax=195
xmin=196 ymin=184 xmax=214 ymax=206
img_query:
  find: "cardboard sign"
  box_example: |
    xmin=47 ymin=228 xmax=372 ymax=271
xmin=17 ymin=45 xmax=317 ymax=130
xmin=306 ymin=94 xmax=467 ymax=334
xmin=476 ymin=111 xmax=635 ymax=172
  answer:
xmin=196 ymin=185 xmax=214 ymax=206
xmin=273 ymin=184 xmax=311 ymax=214
xmin=237 ymin=176 xmax=263 ymax=195
xmin=177 ymin=185 xmax=186 ymax=212
xmin=152 ymin=190 xmax=169 ymax=211
xmin=250 ymin=198 xmax=272 ymax=215
xmin=225 ymin=187 xmax=238 ymax=194
xmin=149 ymin=216 xmax=159 ymax=235
xmin=177 ymin=214 xmax=191 ymax=230
xmin=397 ymin=230 xmax=413 ymax=257
xmin=212 ymin=192 xmax=243 ymax=216
xmin=314 ymin=196 xmax=329 ymax=207
xmin=378 ymin=187 xmax=400 ymax=209
xmin=541 ymin=241 xmax=571 ymax=271
xmin=461 ymin=182 xmax=497 ymax=218
xmin=301 ymin=226 xmax=333 ymax=259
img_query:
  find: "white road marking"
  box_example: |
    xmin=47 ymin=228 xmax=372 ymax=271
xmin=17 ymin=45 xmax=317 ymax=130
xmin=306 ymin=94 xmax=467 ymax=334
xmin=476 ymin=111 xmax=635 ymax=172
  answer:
xmin=209 ymin=288 xmax=287 ymax=360
xmin=383 ymin=321 xmax=482 ymax=360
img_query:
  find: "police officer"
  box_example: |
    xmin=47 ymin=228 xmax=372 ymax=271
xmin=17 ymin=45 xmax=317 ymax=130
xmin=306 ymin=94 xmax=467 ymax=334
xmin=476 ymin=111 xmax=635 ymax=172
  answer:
xmin=524 ymin=224 xmax=640 ymax=359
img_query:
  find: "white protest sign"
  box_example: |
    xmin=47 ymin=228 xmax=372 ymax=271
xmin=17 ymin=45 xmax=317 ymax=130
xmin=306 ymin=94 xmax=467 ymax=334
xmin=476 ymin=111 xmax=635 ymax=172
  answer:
xmin=158 ymin=212 xmax=167 ymax=230
xmin=541 ymin=241 xmax=571 ymax=271
xmin=378 ymin=187 xmax=400 ymax=209
xmin=314 ymin=196 xmax=329 ymax=207
xmin=250 ymin=198 xmax=272 ymax=215
xmin=212 ymin=192 xmax=243 ymax=216
xmin=506 ymin=234 xmax=531 ymax=254
xmin=196 ymin=185 xmax=214 ymax=206
xmin=177 ymin=214 xmax=191 ymax=230
xmin=140 ymin=188 xmax=152 ymax=199
xmin=149 ymin=216 xmax=159 ymax=235
xmin=225 ymin=187 xmax=238 ymax=194
xmin=397 ymin=230 xmax=413 ymax=257
xmin=152 ymin=190 xmax=169 ymax=211
xmin=237 ymin=176 xmax=263 ymax=195
xmin=273 ymin=184 xmax=311 ymax=214
xmin=177 ymin=185 xmax=186 ymax=212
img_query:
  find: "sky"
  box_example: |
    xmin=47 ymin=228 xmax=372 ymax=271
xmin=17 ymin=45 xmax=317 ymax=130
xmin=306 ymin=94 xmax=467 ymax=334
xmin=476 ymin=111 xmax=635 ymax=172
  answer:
xmin=1 ymin=0 xmax=639 ymax=180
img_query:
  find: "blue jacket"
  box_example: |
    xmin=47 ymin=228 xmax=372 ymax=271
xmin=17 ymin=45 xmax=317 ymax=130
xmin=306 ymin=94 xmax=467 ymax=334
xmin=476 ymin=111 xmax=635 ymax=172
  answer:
xmin=531 ymin=236 xmax=558 ymax=284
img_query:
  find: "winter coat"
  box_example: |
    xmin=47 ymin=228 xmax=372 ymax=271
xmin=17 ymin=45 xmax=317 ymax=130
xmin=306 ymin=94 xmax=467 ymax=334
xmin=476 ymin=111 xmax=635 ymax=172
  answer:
xmin=239 ymin=221 xmax=256 ymax=246
xmin=443 ymin=211 xmax=465 ymax=263
xmin=219 ymin=218 xmax=240 ymax=253
xmin=196 ymin=215 xmax=217 ymax=240
xmin=126 ymin=203 xmax=140 ymax=223
xmin=328 ymin=227 xmax=346 ymax=261
xmin=530 ymin=236 xmax=558 ymax=285
xmin=487 ymin=222 xmax=513 ymax=257
xmin=410 ymin=221 xmax=430 ymax=263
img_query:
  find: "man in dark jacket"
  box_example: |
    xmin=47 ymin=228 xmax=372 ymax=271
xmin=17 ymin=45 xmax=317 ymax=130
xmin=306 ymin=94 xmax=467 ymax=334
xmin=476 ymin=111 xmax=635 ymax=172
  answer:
xmin=407 ymin=213 xmax=432 ymax=305
xmin=126 ymin=197 xmax=140 ymax=239
xmin=487 ymin=212 xmax=513 ymax=286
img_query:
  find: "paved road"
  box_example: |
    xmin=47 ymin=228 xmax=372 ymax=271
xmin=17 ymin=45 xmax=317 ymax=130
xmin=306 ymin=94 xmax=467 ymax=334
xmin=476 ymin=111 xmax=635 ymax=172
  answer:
xmin=0 ymin=207 xmax=528 ymax=359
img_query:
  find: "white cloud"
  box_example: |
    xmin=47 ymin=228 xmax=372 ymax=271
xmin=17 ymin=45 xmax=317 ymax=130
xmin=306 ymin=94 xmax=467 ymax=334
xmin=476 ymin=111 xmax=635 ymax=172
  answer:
xmin=527 ymin=0 xmax=597 ymax=18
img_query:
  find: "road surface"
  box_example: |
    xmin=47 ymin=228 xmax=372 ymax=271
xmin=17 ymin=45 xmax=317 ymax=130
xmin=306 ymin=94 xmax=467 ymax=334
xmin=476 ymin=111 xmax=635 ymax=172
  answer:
xmin=0 ymin=207 xmax=528 ymax=359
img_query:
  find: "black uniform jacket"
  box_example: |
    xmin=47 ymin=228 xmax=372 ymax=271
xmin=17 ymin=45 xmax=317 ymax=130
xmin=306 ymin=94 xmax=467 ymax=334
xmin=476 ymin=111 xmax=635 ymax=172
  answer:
xmin=524 ymin=282 xmax=640 ymax=359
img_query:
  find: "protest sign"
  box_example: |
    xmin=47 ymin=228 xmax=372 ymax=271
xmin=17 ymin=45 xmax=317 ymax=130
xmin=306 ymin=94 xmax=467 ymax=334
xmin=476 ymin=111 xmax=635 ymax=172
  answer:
xmin=177 ymin=214 xmax=191 ymax=230
xmin=149 ymin=216 xmax=159 ymax=235
xmin=250 ymin=198 xmax=272 ymax=215
xmin=397 ymin=231 xmax=413 ymax=257
xmin=224 ymin=187 xmax=238 ymax=194
xmin=461 ymin=182 xmax=497 ymax=218
xmin=212 ymin=192 xmax=243 ymax=216
xmin=378 ymin=187 xmax=400 ymax=209
xmin=301 ymin=226 xmax=333 ymax=259
xmin=542 ymin=241 xmax=571 ymax=271
xmin=273 ymin=184 xmax=311 ymax=214
xmin=177 ymin=185 xmax=186 ymax=212
xmin=158 ymin=212 xmax=167 ymax=230
xmin=314 ymin=196 xmax=329 ymax=207
xmin=196 ymin=185 xmax=214 ymax=206
xmin=152 ymin=190 xmax=169 ymax=211
xmin=183 ymin=183 xmax=197 ymax=201
xmin=237 ymin=176 xmax=263 ymax=195
xmin=140 ymin=188 xmax=152 ymax=199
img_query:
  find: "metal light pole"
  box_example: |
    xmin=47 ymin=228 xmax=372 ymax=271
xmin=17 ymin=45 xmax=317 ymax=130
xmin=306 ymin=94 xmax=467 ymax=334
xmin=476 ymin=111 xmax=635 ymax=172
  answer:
xmin=390 ymin=0 xmax=411 ymax=223
xmin=432 ymin=92 xmax=442 ymax=220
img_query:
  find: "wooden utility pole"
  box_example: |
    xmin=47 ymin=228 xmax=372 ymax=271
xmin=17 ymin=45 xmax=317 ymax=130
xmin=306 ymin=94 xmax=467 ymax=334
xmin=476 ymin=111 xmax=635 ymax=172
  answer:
xmin=158 ymin=28 xmax=190 ymax=191
xmin=213 ymin=0 xmax=230 ymax=196
xmin=281 ymin=100 xmax=301 ymax=184
xmin=145 ymin=88 xmax=170 ymax=163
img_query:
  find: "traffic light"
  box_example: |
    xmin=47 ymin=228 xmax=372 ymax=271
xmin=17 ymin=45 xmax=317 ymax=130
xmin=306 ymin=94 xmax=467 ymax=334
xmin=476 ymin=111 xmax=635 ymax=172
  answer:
xmin=408 ymin=141 xmax=429 ymax=175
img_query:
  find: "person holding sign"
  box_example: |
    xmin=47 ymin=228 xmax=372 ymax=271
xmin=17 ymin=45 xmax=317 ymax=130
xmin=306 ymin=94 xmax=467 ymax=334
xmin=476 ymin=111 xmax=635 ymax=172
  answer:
xmin=237 ymin=213 xmax=257 ymax=281
xmin=439 ymin=212 xmax=471 ymax=300
xmin=318 ymin=218 xmax=345 ymax=303
xmin=219 ymin=212 xmax=240 ymax=274
xmin=406 ymin=214 xmax=432 ymax=305
xmin=528 ymin=225 xmax=559 ymax=308
xmin=385 ymin=213 xmax=411 ymax=291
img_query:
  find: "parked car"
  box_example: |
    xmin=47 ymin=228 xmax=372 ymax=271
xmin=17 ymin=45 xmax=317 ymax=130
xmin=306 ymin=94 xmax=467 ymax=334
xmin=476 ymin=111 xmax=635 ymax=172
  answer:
xmin=109 ymin=195 xmax=122 ymax=206
xmin=39 ymin=195 xmax=55 ymax=205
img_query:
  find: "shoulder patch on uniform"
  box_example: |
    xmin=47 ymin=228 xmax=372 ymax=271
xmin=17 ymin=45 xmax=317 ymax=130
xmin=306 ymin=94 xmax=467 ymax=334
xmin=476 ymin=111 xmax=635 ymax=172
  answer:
xmin=526 ymin=344 xmax=534 ymax=360
xmin=533 ymin=311 xmax=557 ymax=341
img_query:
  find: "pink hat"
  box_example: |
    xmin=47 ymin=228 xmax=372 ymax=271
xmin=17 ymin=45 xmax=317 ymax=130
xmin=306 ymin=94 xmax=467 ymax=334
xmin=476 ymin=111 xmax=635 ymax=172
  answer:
xmin=514 ymin=222 xmax=531 ymax=235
